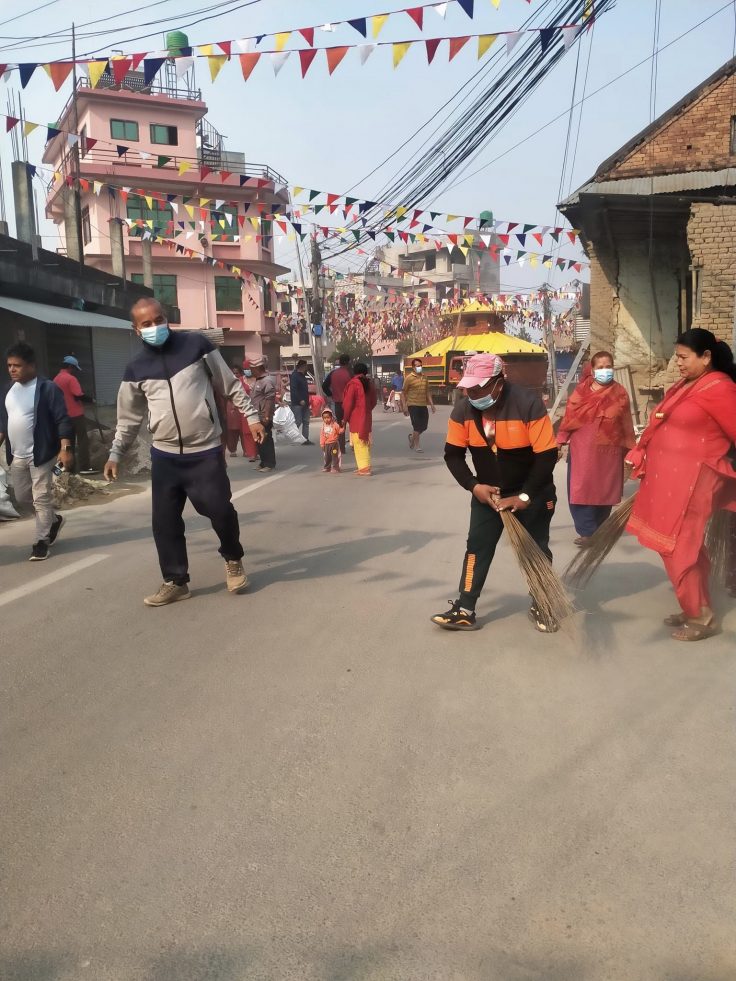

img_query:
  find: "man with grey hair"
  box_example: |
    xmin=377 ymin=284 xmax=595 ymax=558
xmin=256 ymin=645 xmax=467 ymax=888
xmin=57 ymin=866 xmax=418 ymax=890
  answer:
xmin=104 ymin=298 xmax=264 ymax=606
xmin=247 ymin=355 xmax=277 ymax=472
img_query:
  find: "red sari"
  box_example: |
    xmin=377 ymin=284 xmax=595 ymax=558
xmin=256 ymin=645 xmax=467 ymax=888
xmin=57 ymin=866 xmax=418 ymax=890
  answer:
xmin=342 ymin=376 xmax=377 ymax=442
xmin=626 ymin=371 xmax=736 ymax=616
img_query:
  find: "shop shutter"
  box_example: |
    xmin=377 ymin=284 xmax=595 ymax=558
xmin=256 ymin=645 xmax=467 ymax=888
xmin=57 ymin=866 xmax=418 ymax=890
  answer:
xmin=92 ymin=328 xmax=141 ymax=405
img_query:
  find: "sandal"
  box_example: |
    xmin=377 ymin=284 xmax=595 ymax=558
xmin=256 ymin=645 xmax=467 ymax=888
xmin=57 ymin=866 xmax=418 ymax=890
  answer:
xmin=663 ymin=613 xmax=687 ymax=627
xmin=671 ymin=619 xmax=720 ymax=642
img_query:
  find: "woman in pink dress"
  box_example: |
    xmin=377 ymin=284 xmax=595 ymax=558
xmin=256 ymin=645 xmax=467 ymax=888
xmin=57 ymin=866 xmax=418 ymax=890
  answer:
xmin=557 ymin=352 xmax=635 ymax=545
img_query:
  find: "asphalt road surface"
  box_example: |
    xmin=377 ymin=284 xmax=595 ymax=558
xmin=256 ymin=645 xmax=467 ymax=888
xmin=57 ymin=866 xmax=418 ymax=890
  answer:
xmin=1 ymin=407 xmax=734 ymax=981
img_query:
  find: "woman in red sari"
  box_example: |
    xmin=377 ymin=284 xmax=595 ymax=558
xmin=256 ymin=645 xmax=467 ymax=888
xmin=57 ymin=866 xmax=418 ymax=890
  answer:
xmin=342 ymin=362 xmax=378 ymax=476
xmin=626 ymin=329 xmax=736 ymax=641
xmin=557 ymin=351 xmax=635 ymax=545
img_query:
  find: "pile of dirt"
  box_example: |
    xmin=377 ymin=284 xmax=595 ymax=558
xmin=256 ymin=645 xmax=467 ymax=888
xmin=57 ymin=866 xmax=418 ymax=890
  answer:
xmin=52 ymin=471 xmax=112 ymax=508
xmin=88 ymin=427 xmax=152 ymax=475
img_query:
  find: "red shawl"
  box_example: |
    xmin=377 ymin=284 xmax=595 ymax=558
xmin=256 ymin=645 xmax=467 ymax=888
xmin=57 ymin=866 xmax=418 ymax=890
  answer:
xmin=559 ymin=378 xmax=635 ymax=449
xmin=342 ymin=375 xmax=377 ymax=442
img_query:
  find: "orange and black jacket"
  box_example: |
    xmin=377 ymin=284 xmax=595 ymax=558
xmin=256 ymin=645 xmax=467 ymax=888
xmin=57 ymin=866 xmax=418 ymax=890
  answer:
xmin=444 ymin=384 xmax=558 ymax=498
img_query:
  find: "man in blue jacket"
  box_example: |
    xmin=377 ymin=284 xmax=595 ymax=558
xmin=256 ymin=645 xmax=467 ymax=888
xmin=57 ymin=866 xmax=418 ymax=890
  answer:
xmin=0 ymin=342 xmax=73 ymax=561
xmin=289 ymin=358 xmax=312 ymax=444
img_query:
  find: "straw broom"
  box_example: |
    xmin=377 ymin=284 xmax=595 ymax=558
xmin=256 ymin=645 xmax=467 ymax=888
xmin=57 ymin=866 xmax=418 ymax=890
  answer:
xmin=498 ymin=509 xmax=576 ymax=630
xmin=564 ymin=493 xmax=637 ymax=589
xmin=705 ymin=508 xmax=731 ymax=587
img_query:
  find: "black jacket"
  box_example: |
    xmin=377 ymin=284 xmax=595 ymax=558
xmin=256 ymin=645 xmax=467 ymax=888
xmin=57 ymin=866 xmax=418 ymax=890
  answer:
xmin=290 ymin=369 xmax=310 ymax=406
xmin=1 ymin=376 xmax=73 ymax=467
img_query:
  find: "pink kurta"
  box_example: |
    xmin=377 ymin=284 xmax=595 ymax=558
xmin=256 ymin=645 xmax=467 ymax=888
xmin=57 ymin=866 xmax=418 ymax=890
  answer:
xmin=566 ymin=424 xmax=627 ymax=506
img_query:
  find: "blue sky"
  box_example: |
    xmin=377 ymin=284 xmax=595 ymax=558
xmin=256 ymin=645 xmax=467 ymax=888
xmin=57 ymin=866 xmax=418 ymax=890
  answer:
xmin=2 ymin=0 xmax=735 ymax=291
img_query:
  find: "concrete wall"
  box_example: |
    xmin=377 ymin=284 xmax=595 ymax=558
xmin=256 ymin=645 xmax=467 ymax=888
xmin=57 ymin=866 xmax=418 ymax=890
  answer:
xmin=687 ymin=202 xmax=736 ymax=344
xmin=608 ymin=73 xmax=736 ymax=178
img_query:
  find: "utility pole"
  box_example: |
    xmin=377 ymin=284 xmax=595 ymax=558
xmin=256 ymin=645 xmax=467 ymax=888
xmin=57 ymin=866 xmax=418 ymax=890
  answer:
xmin=67 ymin=22 xmax=85 ymax=266
xmin=308 ymin=234 xmax=326 ymax=393
xmin=541 ymin=283 xmax=557 ymax=401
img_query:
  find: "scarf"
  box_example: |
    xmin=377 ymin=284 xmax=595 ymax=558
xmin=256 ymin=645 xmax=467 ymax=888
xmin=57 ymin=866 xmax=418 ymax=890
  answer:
xmin=560 ymin=377 xmax=635 ymax=449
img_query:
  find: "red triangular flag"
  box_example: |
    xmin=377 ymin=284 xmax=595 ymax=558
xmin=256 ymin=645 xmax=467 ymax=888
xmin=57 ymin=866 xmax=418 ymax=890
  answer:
xmin=130 ymin=53 xmax=146 ymax=71
xmin=48 ymin=61 xmax=75 ymax=91
xmin=299 ymin=27 xmax=315 ymax=46
xmin=448 ymin=36 xmax=470 ymax=61
xmin=425 ymin=38 xmax=441 ymax=64
xmin=220 ymin=171 xmax=232 ymax=182
xmin=5 ymin=116 xmax=18 ymax=132
xmin=299 ymin=48 xmax=318 ymax=77
xmin=200 ymin=166 xmax=212 ymax=180
xmin=85 ymin=138 xmax=97 ymax=152
xmin=507 ymin=222 xmax=518 ymax=233
xmin=567 ymin=231 xmax=577 ymax=244
xmin=326 ymin=46 xmax=349 ymax=75
xmin=239 ymin=52 xmax=260 ymax=82
xmin=326 ymin=193 xmax=340 ymax=206
xmin=463 ymin=216 xmax=473 ymax=229
xmin=532 ymin=233 xmax=543 ymax=247
xmin=406 ymin=7 xmax=424 ymax=29
xmin=111 ymin=58 xmax=132 ymax=86
xmin=217 ymin=41 xmax=232 ymax=56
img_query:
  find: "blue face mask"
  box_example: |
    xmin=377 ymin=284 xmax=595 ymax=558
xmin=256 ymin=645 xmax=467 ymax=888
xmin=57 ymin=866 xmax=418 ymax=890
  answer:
xmin=140 ymin=323 xmax=170 ymax=347
xmin=243 ymin=369 xmax=252 ymax=378
xmin=469 ymin=392 xmax=497 ymax=411
xmin=594 ymin=367 xmax=614 ymax=385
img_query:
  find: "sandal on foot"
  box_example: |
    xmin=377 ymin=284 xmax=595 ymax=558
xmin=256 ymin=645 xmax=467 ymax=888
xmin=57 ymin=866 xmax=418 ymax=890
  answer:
xmin=664 ymin=613 xmax=688 ymax=627
xmin=671 ymin=620 xmax=720 ymax=642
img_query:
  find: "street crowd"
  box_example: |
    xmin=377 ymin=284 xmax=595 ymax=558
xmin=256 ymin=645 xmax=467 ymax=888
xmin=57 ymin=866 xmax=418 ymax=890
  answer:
xmin=2 ymin=297 xmax=736 ymax=641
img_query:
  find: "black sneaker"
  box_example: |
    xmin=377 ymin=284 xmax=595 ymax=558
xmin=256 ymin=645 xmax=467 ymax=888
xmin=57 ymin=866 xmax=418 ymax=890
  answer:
xmin=529 ymin=604 xmax=559 ymax=633
xmin=29 ymin=541 xmax=49 ymax=561
xmin=48 ymin=513 xmax=64 ymax=546
xmin=431 ymin=600 xmax=478 ymax=631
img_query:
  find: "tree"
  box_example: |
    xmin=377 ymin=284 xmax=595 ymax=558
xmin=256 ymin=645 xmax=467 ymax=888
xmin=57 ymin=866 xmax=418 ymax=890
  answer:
xmin=396 ymin=337 xmax=416 ymax=358
xmin=328 ymin=335 xmax=372 ymax=364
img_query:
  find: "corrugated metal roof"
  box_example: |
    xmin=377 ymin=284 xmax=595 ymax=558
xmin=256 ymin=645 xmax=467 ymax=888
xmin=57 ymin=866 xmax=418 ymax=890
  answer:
xmin=0 ymin=296 xmax=131 ymax=329
xmin=561 ymin=168 xmax=736 ymax=206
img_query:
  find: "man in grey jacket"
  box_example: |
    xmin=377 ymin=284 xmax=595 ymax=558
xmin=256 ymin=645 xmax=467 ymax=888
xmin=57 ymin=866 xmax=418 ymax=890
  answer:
xmin=104 ymin=299 xmax=264 ymax=606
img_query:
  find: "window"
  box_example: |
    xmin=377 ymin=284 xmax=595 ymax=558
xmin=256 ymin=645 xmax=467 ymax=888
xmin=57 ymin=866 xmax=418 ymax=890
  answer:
xmin=150 ymin=123 xmax=178 ymax=145
xmin=126 ymin=199 xmax=173 ymax=229
xmin=79 ymin=125 xmax=88 ymax=156
xmin=424 ymin=252 xmax=436 ymax=272
xmin=131 ymin=273 xmax=178 ymax=308
xmin=110 ymin=119 xmax=139 ymax=141
xmin=261 ymin=281 xmax=273 ymax=314
xmin=211 ymin=204 xmax=238 ymax=242
xmin=730 ymin=116 xmax=736 ymax=155
xmin=81 ymin=206 xmax=91 ymax=246
xmin=215 ymin=276 xmax=242 ymax=311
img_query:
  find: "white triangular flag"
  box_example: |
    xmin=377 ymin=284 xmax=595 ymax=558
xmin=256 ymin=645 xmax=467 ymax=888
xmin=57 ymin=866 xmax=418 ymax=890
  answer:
xmin=358 ymin=43 xmax=376 ymax=65
xmin=433 ymin=2 xmax=448 ymax=17
xmin=271 ymin=50 xmax=290 ymax=75
xmin=518 ymin=255 xmax=526 ymax=267
xmin=139 ymin=151 xmax=151 ymax=160
xmin=505 ymin=31 xmax=523 ymax=55
xmin=321 ymin=22 xmax=336 ymax=32
xmin=235 ymin=38 xmax=255 ymax=54
xmin=93 ymin=181 xmax=103 ymax=195
xmin=481 ymin=234 xmax=491 ymax=247
xmin=67 ymin=133 xmax=79 ymax=147
xmin=176 ymin=57 xmax=194 ymax=77
xmin=561 ymin=25 xmax=581 ymax=51
xmin=215 ymin=199 xmax=224 ymax=208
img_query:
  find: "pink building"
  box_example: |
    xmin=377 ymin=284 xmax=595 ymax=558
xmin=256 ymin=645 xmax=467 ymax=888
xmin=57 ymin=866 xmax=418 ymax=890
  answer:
xmin=43 ymin=66 xmax=290 ymax=366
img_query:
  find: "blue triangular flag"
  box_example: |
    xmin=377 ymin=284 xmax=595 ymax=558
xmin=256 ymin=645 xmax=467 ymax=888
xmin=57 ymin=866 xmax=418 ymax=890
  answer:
xmin=256 ymin=35 xmax=265 ymax=45
xmin=504 ymin=254 xmax=512 ymax=265
xmin=26 ymin=163 xmax=37 ymax=178
xmin=540 ymin=28 xmax=555 ymax=55
xmin=516 ymin=233 xmax=526 ymax=247
xmin=143 ymin=57 xmax=165 ymax=86
xmin=456 ymin=0 xmax=474 ymax=19
xmin=45 ymin=127 xmax=60 ymax=143
xmin=19 ymin=63 xmax=38 ymax=88
xmin=348 ymin=18 xmax=367 ymax=37
xmin=117 ymin=145 xmax=129 ymax=157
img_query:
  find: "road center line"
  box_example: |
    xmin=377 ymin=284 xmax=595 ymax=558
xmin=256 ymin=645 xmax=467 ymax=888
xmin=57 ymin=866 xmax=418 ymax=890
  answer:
xmin=231 ymin=465 xmax=306 ymax=500
xmin=0 ymin=554 xmax=110 ymax=609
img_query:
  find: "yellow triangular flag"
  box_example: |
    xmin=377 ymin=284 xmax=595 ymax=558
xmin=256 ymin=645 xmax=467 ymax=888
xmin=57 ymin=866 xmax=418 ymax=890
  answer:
xmin=23 ymin=121 xmax=39 ymax=137
xmin=274 ymin=32 xmax=291 ymax=51
xmin=144 ymin=195 xmax=153 ymax=209
xmin=395 ymin=205 xmax=407 ymax=219
xmin=249 ymin=216 xmax=260 ymax=229
xmin=178 ymin=161 xmax=192 ymax=175
xmin=478 ymin=34 xmax=497 ymax=58
xmin=458 ymin=246 xmax=469 ymax=257
xmin=491 ymin=0 xmax=500 ymax=8
xmin=185 ymin=205 xmax=195 ymax=219
xmin=529 ymin=254 xmax=538 ymax=267
xmin=198 ymin=44 xmax=214 ymax=55
xmin=146 ymin=220 xmax=154 ymax=229
xmin=87 ymin=60 xmax=107 ymax=89
xmin=464 ymin=234 xmax=474 ymax=245
xmin=446 ymin=214 xmax=459 ymax=222
xmin=372 ymin=14 xmax=389 ymax=39
xmin=543 ymin=258 xmax=553 ymax=268
xmin=393 ymin=41 xmax=411 ymax=68
xmin=293 ymin=186 xmax=304 ymax=198
xmin=208 ymin=55 xmax=228 ymax=82
xmin=199 ymin=197 xmax=210 ymax=206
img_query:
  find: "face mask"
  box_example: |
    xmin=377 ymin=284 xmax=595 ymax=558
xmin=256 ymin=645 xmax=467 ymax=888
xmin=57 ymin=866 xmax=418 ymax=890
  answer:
xmin=594 ymin=368 xmax=614 ymax=385
xmin=243 ymin=369 xmax=252 ymax=378
xmin=140 ymin=323 xmax=170 ymax=347
xmin=469 ymin=392 xmax=497 ymax=411
xmin=414 ymin=366 xmax=423 ymax=374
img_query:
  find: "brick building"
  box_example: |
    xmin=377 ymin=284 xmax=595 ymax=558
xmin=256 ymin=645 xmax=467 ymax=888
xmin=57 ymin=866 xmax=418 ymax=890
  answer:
xmin=559 ymin=57 xmax=736 ymax=397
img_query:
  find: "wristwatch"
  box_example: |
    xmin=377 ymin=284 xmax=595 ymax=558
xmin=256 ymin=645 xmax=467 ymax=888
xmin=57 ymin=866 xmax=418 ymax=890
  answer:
xmin=518 ymin=492 xmax=530 ymax=503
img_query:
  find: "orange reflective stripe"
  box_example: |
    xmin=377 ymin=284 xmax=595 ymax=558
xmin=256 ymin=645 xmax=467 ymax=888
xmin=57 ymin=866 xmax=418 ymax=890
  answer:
xmin=464 ymin=553 xmax=476 ymax=593
xmin=446 ymin=417 xmax=469 ymax=447
xmin=527 ymin=415 xmax=557 ymax=453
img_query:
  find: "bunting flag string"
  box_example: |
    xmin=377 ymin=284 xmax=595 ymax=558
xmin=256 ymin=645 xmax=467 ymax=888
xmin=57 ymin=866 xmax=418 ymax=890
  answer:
xmin=0 ymin=16 xmax=589 ymax=90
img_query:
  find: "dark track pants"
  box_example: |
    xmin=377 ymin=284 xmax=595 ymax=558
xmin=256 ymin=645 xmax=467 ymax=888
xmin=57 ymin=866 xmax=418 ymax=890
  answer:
xmin=151 ymin=451 xmax=243 ymax=585
xmin=257 ymin=422 xmax=277 ymax=469
xmin=334 ymin=401 xmax=346 ymax=453
xmin=458 ymin=491 xmax=556 ymax=611
xmin=71 ymin=415 xmax=91 ymax=471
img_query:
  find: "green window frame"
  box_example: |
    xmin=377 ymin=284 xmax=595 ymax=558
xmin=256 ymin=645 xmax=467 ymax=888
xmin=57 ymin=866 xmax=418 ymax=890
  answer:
xmin=126 ymin=199 xmax=173 ymax=228
xmin=131 ymin=274 xmax=178 ymax=308
xmin=150 ymin=123 xmax=178 ymax=145
xmin=110 ymin=119 xmax=139 ymax=141
xmin=215 ymin=276 xmax=243 ymax=312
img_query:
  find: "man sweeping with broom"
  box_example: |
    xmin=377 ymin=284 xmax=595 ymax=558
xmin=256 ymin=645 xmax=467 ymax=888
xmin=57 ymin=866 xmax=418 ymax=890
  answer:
xmin=431 ymin=354 xmax=560 ymax=633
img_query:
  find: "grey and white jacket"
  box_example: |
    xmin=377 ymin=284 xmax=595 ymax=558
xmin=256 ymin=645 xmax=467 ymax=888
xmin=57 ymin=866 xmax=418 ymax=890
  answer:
xmin=109 ymin=330 xmax=259 ymax=461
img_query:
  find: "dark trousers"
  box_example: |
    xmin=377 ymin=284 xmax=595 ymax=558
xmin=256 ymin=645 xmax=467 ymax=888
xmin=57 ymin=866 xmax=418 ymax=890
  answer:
xmin=334 ymin=401 xmax=346 ymax=453
xmin=566 ymin=455 xmax=611 ymax=537
xmin=458 ymin=491 xmax=556 ymax=611
xmin=257 ymin=422 xmax=276 ymax=468
xmin=151 ymin=451 xmax=243 ymax=585
xmin=323 ymin=441 xmax=341 ymax=471
xmin=292 ymin=404 xmax=311 ymax=441
xmin=70 ymin=415 xmax=91 ymax=471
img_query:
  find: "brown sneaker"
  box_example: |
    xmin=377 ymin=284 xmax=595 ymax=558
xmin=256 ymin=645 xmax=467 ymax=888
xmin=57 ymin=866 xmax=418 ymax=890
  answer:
xmin=225 ymin=559 xmax=248 ymax=593
xmin=143 ymin=581 xmax=191 ymax=607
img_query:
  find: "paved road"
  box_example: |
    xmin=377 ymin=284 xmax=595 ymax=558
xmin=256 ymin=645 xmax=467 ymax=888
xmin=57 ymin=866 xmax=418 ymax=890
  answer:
xmin=1 ymin=407 xmax=734 ymax=981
